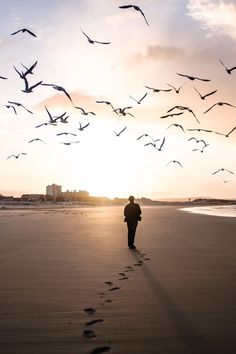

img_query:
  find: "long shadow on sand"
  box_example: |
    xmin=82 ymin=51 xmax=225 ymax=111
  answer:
xmin=131 ymin=250 xmax=215 ymax=354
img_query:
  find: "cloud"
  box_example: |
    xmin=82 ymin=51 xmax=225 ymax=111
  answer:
xmin=187 ymin=0 xmax=236 ymax=40
xmin=130 ymin=44 xmax=185 ymax=65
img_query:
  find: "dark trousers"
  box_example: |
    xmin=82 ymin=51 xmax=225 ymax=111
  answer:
xmin=127 ymin=220 xmax=138 ymax=247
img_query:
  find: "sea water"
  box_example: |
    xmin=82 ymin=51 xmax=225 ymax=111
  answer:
xmin=181 ymin=205 xmax=236 ymax=217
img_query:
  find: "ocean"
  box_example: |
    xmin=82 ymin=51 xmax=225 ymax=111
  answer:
xmin=181 ymin=205 xmax=236 ymax=217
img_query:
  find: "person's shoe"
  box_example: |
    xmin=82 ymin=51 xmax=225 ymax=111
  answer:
xmin=129 ymin=245 xmax=136 ymax=249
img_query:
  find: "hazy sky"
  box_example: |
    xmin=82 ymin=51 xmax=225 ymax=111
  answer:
xmin=1 ymin=0 xmax=236 ymax=199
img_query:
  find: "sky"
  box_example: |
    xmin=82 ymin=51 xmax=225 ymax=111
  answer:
xmin=1 ymin=0 xmax=236 ymax=200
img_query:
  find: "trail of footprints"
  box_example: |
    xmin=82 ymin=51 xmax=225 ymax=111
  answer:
xmin=82 ymin=249 xmax=151 ymax=353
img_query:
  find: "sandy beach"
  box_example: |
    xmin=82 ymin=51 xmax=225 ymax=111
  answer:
xmin=0 ymin=205 xmax=236 ymax=354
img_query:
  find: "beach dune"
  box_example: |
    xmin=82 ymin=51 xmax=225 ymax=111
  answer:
xmin=0 ymin=205 xmax=236 ymax=354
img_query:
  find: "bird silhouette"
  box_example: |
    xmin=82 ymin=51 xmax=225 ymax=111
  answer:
xmin=61 ymin=141 xmax=80 ymax=145
xmin=8 ymin=101 xmax=33 ymax=114
xmin=20 ymin=61 xmax=38 ymax=76
xmin=177 ymin=73 xmax=210 ymax=81
xmin=160 ymin=112 xmax=184 ymax=119
xmin=57 ymin=132 xmax=77 ymax=136
xmin=129 ymin=92 xmax=148 ymax=104
xmin=166 ymin=160 xmax=183 ymax=168
xmin=137 ymin=133 xmax=151 ymax=141
xmin=113 ymin=126 xmax=127 ymax=136
xmin=78 ymin=122 xmax=90 ymax=131
xmin=7 ymin=153 xmax=27 ymax=159
xmin=187 ymin=128 xmax=213 ymax=133
xmin=167 ymin=123 xmax=185 ymax=133
xmin=145 ymin=85 xmax=172 ymax=93
xmin=95 ymin=100 xmax=115 ymax=110
xmin=193 ymin=87 xmax=217 ymax=100
xmin=0 ymin=75 xmax=7 ymax=80
xmin=11 ymin=28 xmax=37 ymax=37
xmin=45 ymin=106 xmax=59 ymax=125
xmin=192 ymin=144 xmax=209 ymax=153
xmin=74 ymin=106 xmax=96 ymax=116
xmin=204 ymin=102 xmax=236 ymax=114
xmin=41 ymin=83 xmax=73 ymax=104
xmin=145 ymin=136 xmax=165 ymax=151
xmin=219 ymin=59 xmax=236 ymax=74
xmin=167 ymin=83 xmax=186 ymax=93
xmin=2 ymin=104 xmax=17 ymax=115
xmin=22 ymin=76 xmax=42 ymax=93
xmin=119 ymin=5 xmax=149 ymax=26
xmin=188 ymin=137 xmax=208 ymax=146
xmin=167 ymin=105 xmax=199 ymax=123
xmin=212 ymin=168 xmax=234 ymax=175
xmin=28 ymin=138 xmax=46 ymax=144
xmin=81 ymin=29 xmax=111 ymax=45
xmin=113 ymin=106 xmax=134 ymax=117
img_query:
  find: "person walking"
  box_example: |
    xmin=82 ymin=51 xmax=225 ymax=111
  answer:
xmin=124 ymin=196 xmax=142 ymax=249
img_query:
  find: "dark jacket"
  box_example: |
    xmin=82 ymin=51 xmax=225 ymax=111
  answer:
xmin=124 ymin=202 xmax=142 ymax=222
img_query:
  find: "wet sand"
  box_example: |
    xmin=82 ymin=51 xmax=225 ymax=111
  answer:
xmin=0 ymin=205 xmax=236 ymax=354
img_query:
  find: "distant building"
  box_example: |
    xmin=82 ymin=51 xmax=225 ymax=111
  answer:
xmin=21 ymin=194 xmax=45 ymax=202
xmin=62 ymin=189 xmax=89 ymax=201
xmin=46 ymin=184 xmax=62 ymax=201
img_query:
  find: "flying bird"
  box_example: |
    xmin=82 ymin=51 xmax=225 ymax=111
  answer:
xmin=167 ymin=123 xmax=185 ymax=133
xmin=0 ymin=76 xmax=7 ymax=80
xmin=8 ymin=101 xmax=33 ymax=114
xmin=113 ymin=106 xmax=134 ymax=117
xmin=28 ymin=138 xmax=46 ymax=144
xmin=41 ymin=83 xmax=74 ymax=104
xmin=145 ymin=85 xmax=172 ymax=93
xmin=167 ymin=105 xmax=199 ymax=123
xmin=57 ymin=132 xmax=77 ymax=136
xmin=78 ymin=122 xmax=90 ymax=131
xmin=81 ymin=29 xmax=111 ymax=45
xmin=160 ymin=112 xmax=184 ymax=119
xmin=95 ymin=100 xmax=115 ymax=111
xmin=193 ymin=87 xmax=217 ymax=100
xmin=45 ymin=106 xmax=59 ymax=125
xmin=20 ymin=60 xmax=38 ymax=76
xmin=145 ymin=136 xmax=165 ymax=151
xmin=187 ymin=128 xmax=213 ymax=133
xmin=212 ymin=168 xmax=234 ymax=175
xmin=113 ymin=126 xmax=127 ymax=136
xmin=7 ymin=153 xmax=27 ymax=159
xmin=166 ymin=160 xmax=183 ymax=168
xmin=204 ymin=102 xmax=236 ymax=114
xmin=74 ymin=106 xmax=96 ymax=116
xmin=129 ymin=92 xmax=148 ymax=104
xmin=2 ymin=104 xmax=17 ymax=115
xmin=219 ymin=59 xmax=236 ymax=74
xmin=188 ymin=137 xmax=208 ymax=146
xmin=192 ymin=144 xmax=209 ymax=153
xmin=119 ymin=5 xmax=149 ymax=26
xmin=61 ymin=141 xmax=80 ymax=146
xmin=167 ymin=83 xmax=186 ymax=93
xmin=11 ymin=28 xmax=37 ymax=37
xmin=177 ymin=73 xmax=210 ymax=82
xmin=22 ymin=76 xmax=42 ymax=93
xmin=137 ymin=133 xmax=151 ymax=141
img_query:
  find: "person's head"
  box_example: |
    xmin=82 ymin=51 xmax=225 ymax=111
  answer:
xmin=128 ymin=195 xmax=135 ymax=203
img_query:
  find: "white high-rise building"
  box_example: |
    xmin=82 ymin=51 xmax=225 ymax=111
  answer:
xmin=46 ymin=184 xmax=62 ymax=200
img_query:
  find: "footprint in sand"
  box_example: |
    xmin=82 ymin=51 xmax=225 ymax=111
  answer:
xmin=104 ymin=281 xmax=113 ymax=286
xmin=90 ymin=346 xmax=111 ymax=354
xmin=144 ymin=257 xmax=151 ymax=261
xmin=108 ymin=286 xmax=120 ymax=291
xmin=83 ymin=329 xmax=96 ymax=339
xmin=119 ymin=277 xmax=129 ymax=280
xmin=118 ymin=272 xmax=126 ymax=277
xmin=84 ymin=308 xmax=96 ymax=315
xmin=86 ymin=319 xmax=104 ymax=326
xmin=105 ymin=299 xmax=112 ymax=303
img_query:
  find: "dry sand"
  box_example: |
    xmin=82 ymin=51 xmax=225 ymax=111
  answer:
xmin=0 ymin=205 xmax=236 ymax=354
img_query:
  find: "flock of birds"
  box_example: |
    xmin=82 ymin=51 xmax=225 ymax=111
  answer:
xmin=2 ymin=4 xmax=236 ymax=189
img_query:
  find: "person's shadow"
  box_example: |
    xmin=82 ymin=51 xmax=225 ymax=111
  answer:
xmin=131 ymin=251 xmax=214 ymax=354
